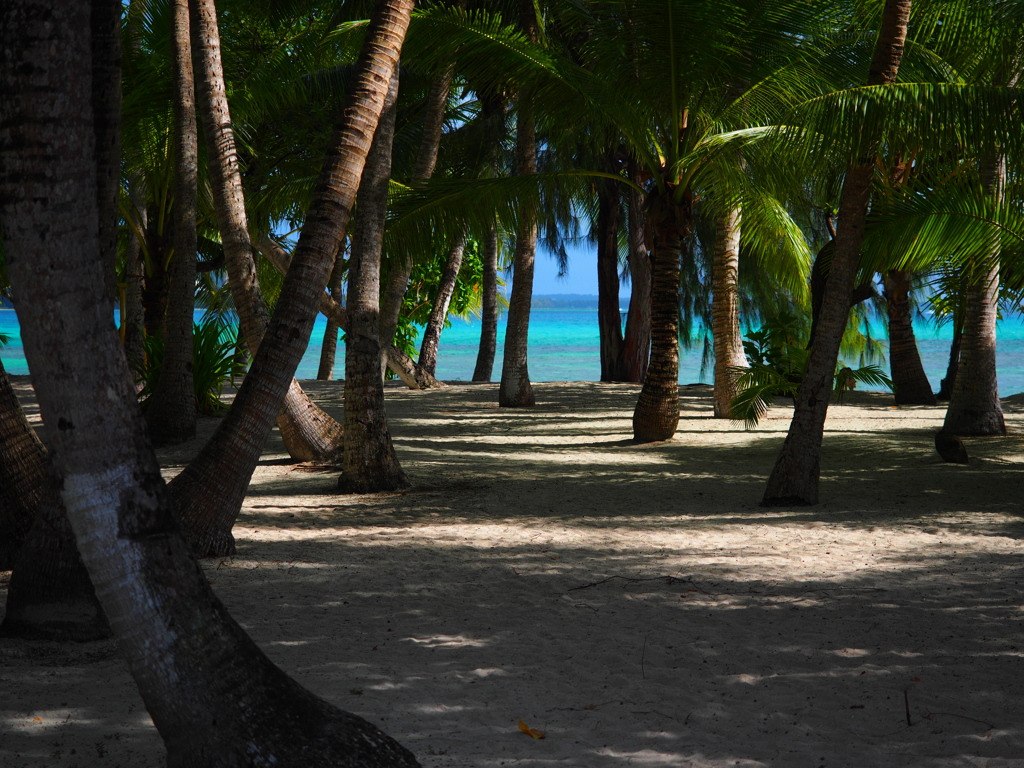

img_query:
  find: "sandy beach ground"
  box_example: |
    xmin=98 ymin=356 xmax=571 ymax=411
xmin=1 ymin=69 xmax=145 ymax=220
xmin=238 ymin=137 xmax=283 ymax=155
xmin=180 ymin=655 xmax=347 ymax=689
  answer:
xmin=3 ymin=378 xmax=1024 ymax=767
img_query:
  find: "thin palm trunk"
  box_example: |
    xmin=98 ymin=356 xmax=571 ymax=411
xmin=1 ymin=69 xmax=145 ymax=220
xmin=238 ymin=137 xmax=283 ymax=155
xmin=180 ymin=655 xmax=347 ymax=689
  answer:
xmin=145 ymin=0 xmax=197 ymax=446
xmin=938 ymin=320 xmax=962 ymax=400
xmin=317 ymin=243 xmax=346 ymax=380
xmin=621 ymin=180 xmax=651 ymax=382
xmin=340 ymin=72 xmax=409 ymax=493
xmin=169 ymin=0 xmax=415 ymax=556
xmin=191 ymin=0 xmax=344 ymax=462
xmin=763 ymin=0 xmax=911 ymax=505
xmin=884 ymin=269 xmax=935 ymax=405
xmin=418 ymin=231 xmax=468 ymax=376
xmin=597 ymin=180 xmax=626 ymax=381
xmin=712 ymin=205 xmax=746 ymax=417
xmin=123 ymin=175 xmax=147 ymax=370
xmin=473 ymin=222 xmax=500 ymax=381
xmin=943 ymin=153 xmax=1005 ymax=435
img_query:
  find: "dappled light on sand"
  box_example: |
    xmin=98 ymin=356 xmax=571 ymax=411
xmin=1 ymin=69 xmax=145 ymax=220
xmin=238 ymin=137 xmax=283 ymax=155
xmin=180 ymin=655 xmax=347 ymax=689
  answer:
xmin=3 ymin=381 xmax=1024 ymax=766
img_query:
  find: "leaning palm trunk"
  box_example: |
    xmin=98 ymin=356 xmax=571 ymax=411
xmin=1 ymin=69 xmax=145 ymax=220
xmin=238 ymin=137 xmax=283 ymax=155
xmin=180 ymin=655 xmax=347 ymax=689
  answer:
xmin=944 ymin=154 xmax=1006 ymax=435
xmin=883 ymin=269 xmax=935 ymax=405
xmin=191 ymin=0 xmax=344 ymax=462
xmin=632 ymin=191 xmax=687 ymax=441
xmin=168 ymin=0 xmax=415 ymax=556
xmin=0 ymin=5 xmax=418 ymax=758
xmin=317 ymin=244 xmax=346 ymax=380
xmin=339 ymin=72 xmax=409 ymax=494
xmin=763 ymin=0 xmax=911 ymax=506
xmin=621 ymin=180 xmax=652 ymax=382
xmin=419 ymin=231 xmax=468 ymax=376
xmin=145 ymin=0 xmax=197 ymax=446
xmin=711 ymin=205 xmax=746 ymax=418
xmin=473 ymin=222 xmax=500 ymax=381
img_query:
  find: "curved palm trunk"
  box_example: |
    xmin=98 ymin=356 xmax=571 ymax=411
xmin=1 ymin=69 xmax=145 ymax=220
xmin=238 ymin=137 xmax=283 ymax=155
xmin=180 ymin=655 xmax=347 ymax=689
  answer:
xmin=597 ymin=181 xmax=626 ymax=381
xmin=472 ymin=223 xmax=500 ymax=381
xmin=317 ymin=244 xmax=345 ymax=380
xmin=763 ymin=0 xmax=911 ymax=506
xmin=621 ymin=181 xmax=652 ymax=382
xmin=191 ymin=0 xmax=344 ymax=462
xmin=944 ymin=154 xmax=1005 ymax=435
xmin=632 ymin=191 xmax=687 ymax=441
xmin=711 ymin=205 xmax=746 ymax=417
xmin=418 ymin=231 xmax=467 ymax=376
xmin=145 ymin=0 xmax=197 ymax=446
xmin=339 ymin=72 xmax=409 ymax=493
xmin=169 ymin=0 xmax=415 ymax=556
xmin=883 ymin=270 xmax=935 ymax=405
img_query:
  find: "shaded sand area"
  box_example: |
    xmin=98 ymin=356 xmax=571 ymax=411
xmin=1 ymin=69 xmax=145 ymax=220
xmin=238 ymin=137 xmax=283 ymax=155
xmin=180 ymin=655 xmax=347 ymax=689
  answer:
xmin=4 ymin=379 xmax=1024 ymax=767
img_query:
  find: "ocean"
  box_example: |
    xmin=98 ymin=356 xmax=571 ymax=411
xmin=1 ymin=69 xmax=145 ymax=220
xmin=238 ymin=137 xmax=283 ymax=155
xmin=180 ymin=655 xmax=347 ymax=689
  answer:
xmin=4 ymin=307 xmax=1024 ymax=395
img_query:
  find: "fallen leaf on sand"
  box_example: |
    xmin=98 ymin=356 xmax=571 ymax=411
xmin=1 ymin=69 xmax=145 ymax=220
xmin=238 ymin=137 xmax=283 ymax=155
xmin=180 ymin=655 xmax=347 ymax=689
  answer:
xmin=518 ymin=719 xmax=545 ymax=739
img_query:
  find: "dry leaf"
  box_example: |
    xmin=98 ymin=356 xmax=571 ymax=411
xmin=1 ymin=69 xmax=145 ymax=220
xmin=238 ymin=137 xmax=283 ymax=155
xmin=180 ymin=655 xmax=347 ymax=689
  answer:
xmin=518 ymin=718 xmax=545 ymax=739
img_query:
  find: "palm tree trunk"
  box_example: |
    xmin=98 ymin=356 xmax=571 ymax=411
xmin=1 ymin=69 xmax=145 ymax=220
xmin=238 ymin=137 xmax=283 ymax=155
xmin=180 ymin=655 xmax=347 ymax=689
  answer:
xmin=473 ymin=222 xmax=500 ymax=381
xmin=418 ymin=231 xmax=468 ymax=376
xmin=169 ymin=0 xmax=415 ymax=556
xmin=632 ymin=191 xmax=687 ymax=441
xmin=937 ymin=320 xmax=962 ymax=400
xmin=763 ymin=0 xmax=911 ymax=505
xmin=317 ymin=245 xmax=345 ymax=380
xmin=712 ymin=205 xmax=746 ymax=418
xmin=145 ymin=0 xmax=197 ymax=446
xmin=123 ymin=175 xmax=147 ymax=371
xmin=93 ymin=0 xmax=122 ymax=304
xmin=191 ymin=0 xmax=344 ymax=462
xmin=339 ymin=72 xmax=409 ymax=493
xmin=943 ymin=153 xmax=1006 ymax=435
xmin=621 ymin=179 xmax=651 ymax=382
xmin=883 ymin=269 xmax=935 ymax=405
xmin=597 ymin=180 xmax=626 ymax=381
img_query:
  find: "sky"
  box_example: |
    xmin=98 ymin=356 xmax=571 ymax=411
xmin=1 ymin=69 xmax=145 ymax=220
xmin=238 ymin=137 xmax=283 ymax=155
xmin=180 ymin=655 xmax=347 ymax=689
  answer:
xmin=533 ymin=240 xmax=613 ymax=297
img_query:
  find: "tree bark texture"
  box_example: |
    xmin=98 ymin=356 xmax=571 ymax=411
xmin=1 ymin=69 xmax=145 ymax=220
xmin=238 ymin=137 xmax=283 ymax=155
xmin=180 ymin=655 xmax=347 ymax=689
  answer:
xmin=943 ymin=153 xmax=1006 ymax=435
xmin=191 ymin=0 xmax=344 ymax=462
xmin=597 ymin=181 xmax=626 ymax=381
xmin=123 ymin=175 xmax=148 ymax=370
xmin=883 ymin=270 xmax=935 ymax=405
xmin=92 ymin=0 xmax=122 ymax=305
xmin=938 ymin=322 xmax=962 ymax=400
xmin=763 ymin=0 xmax=911 ymax=506
xmin=473 ymin=223 xmax=500 ymax=381
xmin=712 ymin=206 xmax=747 ymax=418
xmin=632 ymin=191 xmax=686 ymax=441
xmin=0 ymin=2 xmax=420 ymax=764
xmin=621 ymin=180 xmax=652 ymax=382
xmin=169 ymin=0 xmax=415 ymax=556
xmin=418 ymin=231 xmax=467 ymax=376
xmin=145 ymin=0 xmax=198 ymax=446
xmin=339 ymin=72 xmax=409 ymax=494
xmin=317 ymin=244 xmax=346 ymax=380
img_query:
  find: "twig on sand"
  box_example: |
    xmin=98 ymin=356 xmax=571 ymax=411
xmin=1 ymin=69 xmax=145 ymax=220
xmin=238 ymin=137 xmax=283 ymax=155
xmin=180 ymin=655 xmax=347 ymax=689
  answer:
xmin=904 ymin=689 xmax=912 ymax=726
xmin=568 ymin=575 xmax=688 ymax=592
xmin=923 ymin=711 xmax=996 ymax=729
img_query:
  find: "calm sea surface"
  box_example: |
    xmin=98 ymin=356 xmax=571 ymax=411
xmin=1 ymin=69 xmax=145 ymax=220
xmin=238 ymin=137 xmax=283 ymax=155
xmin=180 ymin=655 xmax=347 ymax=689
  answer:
xmin=4 ymin=307 xmax=1024 ymax=395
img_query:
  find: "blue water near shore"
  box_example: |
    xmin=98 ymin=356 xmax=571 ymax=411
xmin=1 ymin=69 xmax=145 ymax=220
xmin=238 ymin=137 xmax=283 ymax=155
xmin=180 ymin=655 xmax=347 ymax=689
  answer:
xmin=5 ymin=307 xmax=1024 ymax=395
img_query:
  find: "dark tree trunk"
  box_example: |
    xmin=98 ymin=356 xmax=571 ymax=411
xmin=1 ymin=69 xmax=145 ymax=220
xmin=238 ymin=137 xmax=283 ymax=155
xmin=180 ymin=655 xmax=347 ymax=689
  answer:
xmin=597 ymin=181 xmax=626 ymax=381
xmin=145 ymin=0 xmax=198 ymax=446
xmin=763 ymin=0 xmax=911 ymax=506
xmin=621 ymin=179 xmax=651 ymax=382
xmin=142 ymin=214 xmax=170 ymax=337
xmin=711 ymin=205 xmax=746 ymax=417
xmin=883 ymin=269 xmax=935 ymax=405
xmin=191 ymin=0 xmax=345 ymax=462
xmin=317 ymin=243 xmax=346 ymax=380
xmin=93 ymin=0 xmax=122 ymax=305
xmin=632 ymin=190 xmax=687 ymax=441
xmin=937 ymin=322 xmax=962 ymax=401
xmin=473 ymin=223 xmax=500 ymax=381
xmin=418 ymin=231 xmax=467 ymax=377
xmin=943 ymin=155 xmax=1005 ymax=435
xmin=168 ymin=0 xmax=416 ymax=557
xmin=339 ymin=72 xmax=409 ymax=494
xmin=123 ymin=175 xmax=147 ymax=371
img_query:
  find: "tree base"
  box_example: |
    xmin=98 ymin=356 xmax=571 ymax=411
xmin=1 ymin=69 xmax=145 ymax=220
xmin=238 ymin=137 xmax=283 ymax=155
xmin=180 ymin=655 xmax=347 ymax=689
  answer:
xmin=337 ymin=470 xmax=410 ymax=495
xmin=632 ymin=390 xmax=679 ymax=442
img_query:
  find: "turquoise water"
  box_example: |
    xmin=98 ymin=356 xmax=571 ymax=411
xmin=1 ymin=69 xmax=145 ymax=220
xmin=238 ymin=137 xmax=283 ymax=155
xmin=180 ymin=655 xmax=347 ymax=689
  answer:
xmin=5 ymin=307 xmax=1024 ymax=394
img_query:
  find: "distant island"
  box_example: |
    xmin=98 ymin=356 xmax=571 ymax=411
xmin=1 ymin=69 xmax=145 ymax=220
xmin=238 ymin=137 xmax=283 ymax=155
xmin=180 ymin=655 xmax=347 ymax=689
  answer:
xmin=528 ymin=294 xmax=600 ymax=309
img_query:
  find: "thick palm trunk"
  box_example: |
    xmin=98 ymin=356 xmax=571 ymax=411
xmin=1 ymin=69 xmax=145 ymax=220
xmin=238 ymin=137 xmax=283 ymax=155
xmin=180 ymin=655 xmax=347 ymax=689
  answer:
xmin=884 ymin=269 xmax=935 ymax=405
xmin=418 ymin=231 xmax=467 ymax=376
xmin=632 ymin=192 xmax=686 ymax=441
xmin=317 ymin=245 xmax=345 ymax=380
xmin=711 ymin=205 xmax=746 ymax=417
xmin=145 ymin=0 xmax=197 ymax=446
xmin=597 ymin=181 xmax=626 ymax=381
xmin=169 ymin=0 xmax=415 ymax=556
xmin=191 ymin=0 xmax=344 ymax=462
xmin=621 ymin=181 xmax=652 ymax=382
xmin=943 ymin=155 xmax=1005 ymax=434
xmin=340 ymin=72 xmax=409 ymax=494
xmin=473 ymin=223 xmax=500 ymax=381
xmin=763 ymin=0 xmax=911 ymax=505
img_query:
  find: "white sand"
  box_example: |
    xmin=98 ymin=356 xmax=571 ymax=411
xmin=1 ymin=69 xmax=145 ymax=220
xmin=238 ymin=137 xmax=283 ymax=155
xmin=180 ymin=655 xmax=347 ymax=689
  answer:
xmin=3 ymin=379 xmax=1024 ymax=767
